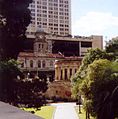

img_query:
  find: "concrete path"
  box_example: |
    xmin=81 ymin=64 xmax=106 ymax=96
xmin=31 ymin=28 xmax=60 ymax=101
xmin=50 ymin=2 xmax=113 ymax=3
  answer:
xmin=51 ymin=103 xmax=79 ymax=119
xmin=0 ymin=101 xmax=43 ymax=119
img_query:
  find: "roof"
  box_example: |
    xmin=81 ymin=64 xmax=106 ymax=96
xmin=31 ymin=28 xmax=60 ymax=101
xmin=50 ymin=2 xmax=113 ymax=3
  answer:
xmin=18 ymin=52 xmax=83 ymax=60
xmin=47 ymin=53 xmax=64 ymax=58
xmin=18 ymin=52 xmax=34 ymax=57
xmin=18 ymin=52 xmax=64 ymax=59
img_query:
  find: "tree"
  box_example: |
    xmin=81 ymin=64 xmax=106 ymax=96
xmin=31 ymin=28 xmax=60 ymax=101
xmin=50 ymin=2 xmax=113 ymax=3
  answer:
xmin=80 ymin=59 xmax=118 ymax=119
xmin=0 ymin=1 xmax=48 ymax=108
xmin=0 ymin=59 xmax=48 ymax=108
xmin=15 ymin=78 xmax=48 ymax=109
xmin=0 ymin=59 xmax=22 ymax=104
xmin=106 ymin=37 xmax=118 ymax=57
xmin=0 ymin=0 xmax=32 ymax=60
xmin=71 ymin=48 xmax=115 ymax=98
xmin=71 ymin=48 xmax=117 ymax=119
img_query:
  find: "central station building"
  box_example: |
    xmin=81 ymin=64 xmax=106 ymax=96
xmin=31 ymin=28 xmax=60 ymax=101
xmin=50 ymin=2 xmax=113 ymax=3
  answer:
xmin=18 ymin=28 xmax=103 ymax=99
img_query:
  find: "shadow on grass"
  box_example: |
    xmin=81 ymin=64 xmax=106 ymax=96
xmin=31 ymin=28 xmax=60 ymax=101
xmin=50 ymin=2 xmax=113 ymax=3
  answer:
xmin=21 ymin=105 xmax=56 ymax=119
xmin=75 ymin=106 xmax=95 ymax=119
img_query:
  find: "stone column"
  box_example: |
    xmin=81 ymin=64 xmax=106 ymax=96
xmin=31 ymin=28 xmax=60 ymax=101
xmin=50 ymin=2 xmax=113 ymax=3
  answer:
xmin=67 ymin=68 xmax=70 ymax=80
xmin=55 ymin=67 xmax=58 ymax=80
xmin=62 ymin=68 xmax=65 ymax=80
xmin=58 ymin=67 xmax=61 ymax=80
xmin=72 ymin=68 xmax=75 ymax=76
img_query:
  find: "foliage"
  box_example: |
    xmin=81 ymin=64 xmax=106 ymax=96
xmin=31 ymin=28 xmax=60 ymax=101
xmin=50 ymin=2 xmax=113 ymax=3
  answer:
xmin=79 ymin=48 xmax=114 ymax=76
xmin=0 ymin=0 xmax=32 ymax=60
xmin=0 ymin=59 xmax=48 ymax=108
xmin=71 ymin=48 xmax=115 ymax=97
xmin=71 ymin=47 xmax=118 ymax=119
xmin=80 ymin=59 xmax=118 ymax=119
xmin=75 ymin=106 xmax=95 ymax=119
xmin=106 ymin=38 xmax=118 ymax=57
xmin=15 ymin=79 xmax=48 ymax=108
xmin=0 ymin=59 xmax=22 ymax=103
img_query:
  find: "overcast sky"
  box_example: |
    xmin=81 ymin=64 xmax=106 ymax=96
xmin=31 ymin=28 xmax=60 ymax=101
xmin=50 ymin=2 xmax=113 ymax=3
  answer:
xmin=71 ymin=0 xmax=118 ymax=41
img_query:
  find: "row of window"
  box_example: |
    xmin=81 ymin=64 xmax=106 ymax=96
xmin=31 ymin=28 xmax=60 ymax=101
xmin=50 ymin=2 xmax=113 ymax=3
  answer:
xmin=30 ymin=3 xmax=69 ymax=8
xmin=21 ymin=60 xmax=54 ymax=68
xmin=48 ymin=23 xmax=69 ymax=27
xmin=29 ymin=6 xmax=68 ymax=13
xmin=49 ymin=28 xmax=69 ymax=32
xmin=31 ymin=11 xmax=69 ymax=17
xmin=34 ymin=20 xmax=69 ymax=26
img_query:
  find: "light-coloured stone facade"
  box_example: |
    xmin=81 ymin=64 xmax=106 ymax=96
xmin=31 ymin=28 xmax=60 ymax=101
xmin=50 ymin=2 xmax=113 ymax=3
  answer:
xmin=45 ymin=80 xmax=72 ymax=100
xmin=55 ymin=58 xmax=82 ymax=81
xmin=18 ymin=30 xmax=103 ymax=99
xmin=18 ymin=30 xmax=103 ymax=80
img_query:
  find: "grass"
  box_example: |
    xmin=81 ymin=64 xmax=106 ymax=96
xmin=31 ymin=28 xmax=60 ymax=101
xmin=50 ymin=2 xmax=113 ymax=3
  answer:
xmin=22 ymin=106 xmax=56 ymax=119
xmin=75 ymin=106 xmax=94 ymax=119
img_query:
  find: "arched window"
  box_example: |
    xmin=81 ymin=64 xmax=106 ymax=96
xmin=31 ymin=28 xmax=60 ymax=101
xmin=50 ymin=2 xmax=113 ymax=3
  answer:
xmin=42 ymin=60 xmax=46 ymax=68
xmin=65 ymin=69 xmax=67 ymax=80
xmin=38 ymin=60 xmax=41 ymax=68
xmin=38 ymin=44 xmax=41 ymax=52
xmin=75 ymin=69 xmax=77 ymax=73
xmin=50 ymin=60 xmax=53 ymax=66
xmin=30 ymin=60 xmax=33 ymax=68
xmin=70 ymin=68 xmax=72 ymax=77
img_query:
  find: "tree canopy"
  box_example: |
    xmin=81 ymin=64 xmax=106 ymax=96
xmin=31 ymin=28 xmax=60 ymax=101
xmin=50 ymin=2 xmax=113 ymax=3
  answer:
xmin=80 ymin=59 xmax=118 ymax=119
xmin=0 ymin=1 xmax=48 ymax=108
xmin=71 ymin=48 xmax=115 ymax=88
xmin=0 ymin=0 xmax=32 ymax=60
xmin=106 ymin=37 xmax=118 ymax=57
xmin=0 ymin=59 xmax=48 ymax=108
xmin=71 ymin=48 xmax=118 ymax=119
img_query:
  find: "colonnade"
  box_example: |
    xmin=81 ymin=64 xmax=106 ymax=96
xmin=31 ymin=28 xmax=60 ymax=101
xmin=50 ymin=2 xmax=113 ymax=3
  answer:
xmin=55 ymin=67 xmax=77 ymax=80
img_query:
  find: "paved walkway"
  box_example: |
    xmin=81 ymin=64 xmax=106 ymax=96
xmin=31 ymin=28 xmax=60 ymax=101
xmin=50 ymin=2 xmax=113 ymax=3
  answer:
xmin=51 ymin=103 xmax=79 ymax=119
xmin=0 ymin=101 xmax=43 ymax=119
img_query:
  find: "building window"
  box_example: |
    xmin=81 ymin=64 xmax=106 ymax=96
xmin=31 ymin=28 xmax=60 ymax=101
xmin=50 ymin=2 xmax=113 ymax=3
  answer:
xmin=39 ymin=44 xmax=41 ymax=48
xmin=42 ymin=60 xmax=46 ymax=68
xmin=70 ymin=69 xmax=72 ymax=77
xmin=65 ymin=69 xmax=67 ymax=80
xmin=50 ymin=61 xmax=53 ymax=66
xmin=38 ymin=60 xmax=41 ymax=68
xmin=81 ymin=41 xmax=92 ymax=47
xmin=61 ymin=70 xmax=63 ymax=80
xmin=75 ymin=69 xmax=77 ymax=73
xmin=30 ymin=60 xmax=33 ymax=68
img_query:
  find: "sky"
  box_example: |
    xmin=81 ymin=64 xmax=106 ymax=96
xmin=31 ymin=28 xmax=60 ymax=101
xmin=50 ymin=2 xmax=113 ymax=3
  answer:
xmin=71 ymin=0 xmax=118 ymax=42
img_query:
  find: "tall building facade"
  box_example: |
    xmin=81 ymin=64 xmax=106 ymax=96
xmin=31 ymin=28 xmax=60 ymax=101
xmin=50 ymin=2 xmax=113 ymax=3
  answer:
xmin=26 ymin=0 xmax=71 ymax=38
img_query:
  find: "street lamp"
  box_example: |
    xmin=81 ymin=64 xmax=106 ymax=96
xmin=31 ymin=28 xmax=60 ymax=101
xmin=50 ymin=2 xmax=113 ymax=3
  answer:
xmin=76 ymin=93 xmax=82 ymax=114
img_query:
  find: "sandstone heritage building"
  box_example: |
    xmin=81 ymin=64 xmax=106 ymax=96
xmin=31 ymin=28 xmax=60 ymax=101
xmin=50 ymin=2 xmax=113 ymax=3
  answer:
xmin=18 ymin=28 xmax=103 ymax=99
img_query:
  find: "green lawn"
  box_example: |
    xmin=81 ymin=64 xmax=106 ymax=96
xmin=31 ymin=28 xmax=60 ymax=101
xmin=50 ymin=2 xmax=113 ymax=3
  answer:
xmin=22 ymin=106 xmax=56 ymax=119
xmin=75 ymin=106 xmax=94 ymax=119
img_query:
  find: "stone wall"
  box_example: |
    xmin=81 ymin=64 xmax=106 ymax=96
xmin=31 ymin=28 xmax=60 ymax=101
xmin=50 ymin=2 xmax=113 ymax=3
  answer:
xmin=45 ymin=80 xmax=72 ymax=100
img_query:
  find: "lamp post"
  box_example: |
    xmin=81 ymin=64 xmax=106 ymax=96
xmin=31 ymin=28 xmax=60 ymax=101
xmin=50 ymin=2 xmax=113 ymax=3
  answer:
xmin=78 ymin=93 xmax=82 ymax=114
xmin=36 ymin=56 xmax=39 ymax=79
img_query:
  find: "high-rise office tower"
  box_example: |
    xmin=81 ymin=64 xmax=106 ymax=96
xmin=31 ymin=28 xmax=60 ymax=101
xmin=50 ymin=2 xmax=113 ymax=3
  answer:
xmin=26 ymin=0 xmax=71 ymax=38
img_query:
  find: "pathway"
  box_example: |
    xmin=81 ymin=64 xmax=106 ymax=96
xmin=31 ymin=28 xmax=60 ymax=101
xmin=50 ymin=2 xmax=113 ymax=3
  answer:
xmin=51 ymin=103 xmax=79 ymax=119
